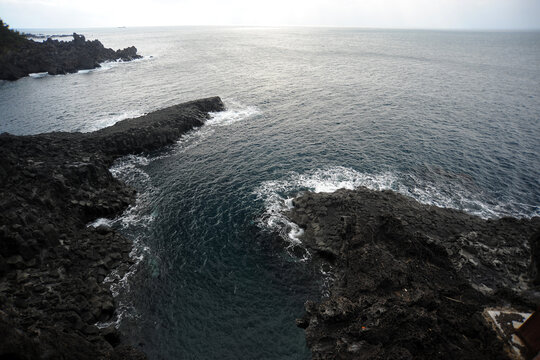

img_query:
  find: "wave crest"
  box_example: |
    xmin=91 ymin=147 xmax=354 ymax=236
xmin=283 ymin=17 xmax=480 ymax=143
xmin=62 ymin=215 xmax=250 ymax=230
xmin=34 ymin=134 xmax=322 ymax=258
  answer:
xmin=254 ymin=167 xmax=396 ymax=250
xmin=207 ymin=105 xmax=260 ymax=127
xmin=254 ymin=166 xmax=538 ymax=249
xmin=81 ymin=110 xmax=147 ymax=133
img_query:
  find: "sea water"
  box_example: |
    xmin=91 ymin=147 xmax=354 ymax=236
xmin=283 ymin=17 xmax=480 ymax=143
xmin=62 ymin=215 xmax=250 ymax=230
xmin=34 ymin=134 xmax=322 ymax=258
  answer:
xmin=1 ymin=27 xmax=539 ymax=359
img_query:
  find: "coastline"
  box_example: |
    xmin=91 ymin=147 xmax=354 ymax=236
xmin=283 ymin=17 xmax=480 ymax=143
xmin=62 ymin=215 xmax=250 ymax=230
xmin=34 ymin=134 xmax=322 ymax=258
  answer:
xmin=1 ymin=24 xmax=538 ymax=359
xmin=0 ymin=97 xmax=225 ymax=359
xmin=289 ymin=187 xmax=540 ymax=359
xmin=1 ymin=95 xmax=538 ymax=358
xmin=0 ymin=31 xmax=142 ymax=81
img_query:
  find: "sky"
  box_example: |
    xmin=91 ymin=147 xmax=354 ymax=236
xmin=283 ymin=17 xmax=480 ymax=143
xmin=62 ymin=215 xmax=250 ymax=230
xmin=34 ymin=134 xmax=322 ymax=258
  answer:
xmin=1 ymin=0 xmax=539 ymax=30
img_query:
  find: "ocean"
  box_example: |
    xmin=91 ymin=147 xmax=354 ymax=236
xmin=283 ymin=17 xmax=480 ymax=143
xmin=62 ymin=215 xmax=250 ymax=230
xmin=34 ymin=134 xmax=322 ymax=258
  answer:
xmin=1 ymin=27 xmax=539 ymax=359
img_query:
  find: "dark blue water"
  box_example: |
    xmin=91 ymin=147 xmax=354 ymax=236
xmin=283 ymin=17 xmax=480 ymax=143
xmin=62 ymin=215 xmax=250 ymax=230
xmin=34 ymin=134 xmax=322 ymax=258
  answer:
xmin=1 ymin=27 xmax=539 ymax=359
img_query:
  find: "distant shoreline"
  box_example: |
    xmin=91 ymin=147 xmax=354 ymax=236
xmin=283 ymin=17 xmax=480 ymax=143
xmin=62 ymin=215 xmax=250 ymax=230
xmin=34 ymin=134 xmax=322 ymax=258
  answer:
xmin=0 ymin=21 xmax=142 ymax=81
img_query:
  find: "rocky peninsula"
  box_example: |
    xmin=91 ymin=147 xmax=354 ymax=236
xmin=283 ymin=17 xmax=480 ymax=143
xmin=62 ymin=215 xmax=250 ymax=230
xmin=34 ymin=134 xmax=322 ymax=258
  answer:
xmin=0 ymin=97 xmax=225 ymax=359
xmin=291 ymin=188 xmax=540 ymax=359
xmin=0 ymin=19 xmax=142 ymax=80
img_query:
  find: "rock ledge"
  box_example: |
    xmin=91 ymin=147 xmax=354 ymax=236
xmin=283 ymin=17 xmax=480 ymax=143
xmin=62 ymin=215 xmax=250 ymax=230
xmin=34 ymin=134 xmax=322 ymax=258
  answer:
xmin=289 ymin=187 xmax=540 ymax=359
xmin=0 ymin=96 xmax=225 ymax=359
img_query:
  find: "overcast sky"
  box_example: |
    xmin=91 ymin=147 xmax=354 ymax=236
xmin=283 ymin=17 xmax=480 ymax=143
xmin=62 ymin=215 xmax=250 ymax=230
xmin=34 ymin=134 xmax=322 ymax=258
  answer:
xmin=1 ymin=0 xmax=539 ymax=30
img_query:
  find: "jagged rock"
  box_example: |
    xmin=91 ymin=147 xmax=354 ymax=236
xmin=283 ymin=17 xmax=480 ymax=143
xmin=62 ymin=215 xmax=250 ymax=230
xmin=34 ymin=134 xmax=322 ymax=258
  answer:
xmin=0 ymin=97 xmax=225 ymax=359
xmin=0 ymin=26 xmax=142 ymax=81
xmin=288 ymin=187 xmax=540 ymax=359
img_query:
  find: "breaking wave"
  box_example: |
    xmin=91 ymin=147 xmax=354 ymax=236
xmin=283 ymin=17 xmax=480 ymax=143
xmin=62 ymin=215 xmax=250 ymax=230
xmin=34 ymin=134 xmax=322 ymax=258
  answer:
xmin=254 ymin=166 xmax=538 ymax=249
xmin=90 ymin=155 xmax=156 ymax=329
xmin=28 ymin=72 xmax=48 ymax=79
xmin=91 ymin=101 xmax=260 ymax=328
xmin=207 ymin=105 xmax=260 ymax=127
xmin=156 ymin=101 xmax=261 ymax=158
xmin=96 ymin=55 xmax=154 ymax=72
xmin=80 ymin=110 xmax=147 ymax=132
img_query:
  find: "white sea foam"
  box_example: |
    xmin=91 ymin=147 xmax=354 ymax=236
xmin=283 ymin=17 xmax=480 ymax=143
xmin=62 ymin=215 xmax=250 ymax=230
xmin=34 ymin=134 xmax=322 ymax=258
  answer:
xmin=254 ymin=167 xmax=397 ymax=251
xmin=131 ymin=55 xmax=155 ymax=62
xmin=94 ymin=60 xmax=125 ymax=72
xmin=81 ymin=110 xmax=147 ymax=133
xmin=254 ymin=166 xmax=537 ymax=253
xmin=109 ymin=155 xmax=157 ymax=230
xmin=29 ymin=55 xmax=153 ymax=80
xmin=162 ymin=101 xmax=261 ymax=157
xmin=92 ymin=101 xmax=259 ymax=229
xmin=95 ymin=55 xmax=154 ymax=72
xmin=93 ymin=155 xmax=156 ymax=329
xmin=319 ymin=263 xmax=336 ymax=298
xmin=29 ymin=72 xmax=48 ymax=78
xmin=392 ymin=173 xmax=538 ymax=219
xmin=94 ymin=210 xmax=151 ymax=330
xmin=96 ymin=256 xmax=145 ymax=329
xmin=88 ymin=217 xmax=113 ymax=228
xmin=27 ymin=35 xmax=73 ymax=42
xmin=288 ymin=227 xmax=304 ymax=244
xmin=87 ymin=156 xmax=156 ymax=233
xmin=95 ymin=101 xmax=261 ymax=328
xmin=115 ymin=154 xmax=150 ymax=167
xmin=207 ymin=105 xmax=261 ymax=127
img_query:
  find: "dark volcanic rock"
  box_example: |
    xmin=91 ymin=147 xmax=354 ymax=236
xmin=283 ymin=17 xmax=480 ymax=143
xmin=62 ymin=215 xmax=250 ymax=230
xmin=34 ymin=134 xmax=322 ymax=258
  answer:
xmin=0 ymin=32 xmax=142 ymax=80
xmin=288 ymin=188 xmax=540 ymax=359
xmin=0 ymin=97 xmax=225 ymax=359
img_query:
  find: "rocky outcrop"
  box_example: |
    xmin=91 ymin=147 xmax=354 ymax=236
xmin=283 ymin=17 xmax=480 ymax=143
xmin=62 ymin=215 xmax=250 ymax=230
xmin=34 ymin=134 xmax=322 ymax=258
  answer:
xmin=0 ymin=32 xmax=142 ymax=80
xmin=289 ymin=188 xmax=540 ymax=359
xmin=0 ymin=97 xmax=225 ymax=359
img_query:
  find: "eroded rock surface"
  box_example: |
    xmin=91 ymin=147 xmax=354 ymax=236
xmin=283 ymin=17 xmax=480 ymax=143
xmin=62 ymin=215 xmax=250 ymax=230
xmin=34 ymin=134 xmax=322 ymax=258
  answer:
xmin=0 ymin=97 xmax=225 ymax=359
xmin=289 ymin=188 xmax=540 ymax=359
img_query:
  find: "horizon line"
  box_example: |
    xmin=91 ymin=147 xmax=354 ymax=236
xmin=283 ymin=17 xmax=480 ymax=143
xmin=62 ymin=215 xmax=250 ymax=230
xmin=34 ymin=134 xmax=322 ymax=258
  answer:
xmin=12 ymin=24 xmax=540 ymax=32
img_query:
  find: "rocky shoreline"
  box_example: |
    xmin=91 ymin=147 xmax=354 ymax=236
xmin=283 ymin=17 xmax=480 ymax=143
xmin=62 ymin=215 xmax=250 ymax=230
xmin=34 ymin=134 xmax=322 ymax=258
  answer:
xmin=0 ymin=97 xmax=225 ymax=359
xmin=290 ymin=188 xmax=540 ymax=359
xmin=0 ymin=28 xmax=142 ymax=81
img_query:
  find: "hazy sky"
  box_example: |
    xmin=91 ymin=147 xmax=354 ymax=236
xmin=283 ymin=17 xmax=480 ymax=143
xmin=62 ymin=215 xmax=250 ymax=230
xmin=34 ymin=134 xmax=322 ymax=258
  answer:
xmin=1 ymin=0 xmax=539 ymax=30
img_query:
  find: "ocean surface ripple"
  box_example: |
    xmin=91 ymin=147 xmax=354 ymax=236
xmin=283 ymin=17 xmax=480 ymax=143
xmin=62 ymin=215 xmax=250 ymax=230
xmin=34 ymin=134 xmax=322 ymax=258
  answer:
xmin=2 ymin=27 xmax=539 ymax=359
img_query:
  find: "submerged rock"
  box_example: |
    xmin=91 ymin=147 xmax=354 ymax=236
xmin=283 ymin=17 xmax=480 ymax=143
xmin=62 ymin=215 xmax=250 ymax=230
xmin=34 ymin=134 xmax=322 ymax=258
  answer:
xmin=288 ymin=188 xmax=540 ymax=359
xmin=0 ymin=97 xmax=225 ymax=359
